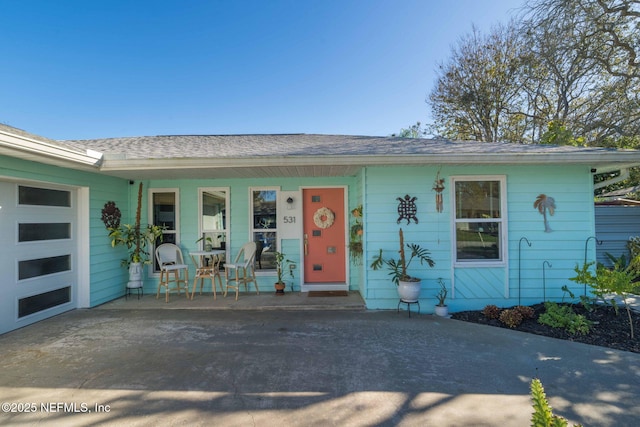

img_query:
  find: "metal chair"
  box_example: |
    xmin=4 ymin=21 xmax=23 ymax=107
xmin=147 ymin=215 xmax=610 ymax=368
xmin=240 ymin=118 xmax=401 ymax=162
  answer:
xmin=224 ymin=242 xmax=259 ymax=300
xmin=155 ymin=243 xmax=190 ymax=303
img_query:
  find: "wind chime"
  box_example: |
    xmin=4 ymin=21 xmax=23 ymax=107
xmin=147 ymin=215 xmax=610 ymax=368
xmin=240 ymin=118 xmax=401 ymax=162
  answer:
xmin=432 ymin=169 xmax=446 ymax=245
xmin=432 ymin=169 xmax=445 ymax=213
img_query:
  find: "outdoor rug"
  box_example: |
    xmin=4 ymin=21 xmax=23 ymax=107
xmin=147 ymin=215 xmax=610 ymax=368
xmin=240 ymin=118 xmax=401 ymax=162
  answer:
xmin=308 ymin=291 xmax=349 ymax=297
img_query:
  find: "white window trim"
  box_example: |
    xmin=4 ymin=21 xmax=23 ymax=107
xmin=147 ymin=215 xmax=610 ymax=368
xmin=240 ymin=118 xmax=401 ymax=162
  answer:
xmin=149 ymin=188 xmax=180 ymax=275
xmin=198 ymin=187 xmax=229 ymax=252
xmin=249 ymin=186 xmax=280 ymax=275
xmin=450 ymin=175 xmax=508 ymax=268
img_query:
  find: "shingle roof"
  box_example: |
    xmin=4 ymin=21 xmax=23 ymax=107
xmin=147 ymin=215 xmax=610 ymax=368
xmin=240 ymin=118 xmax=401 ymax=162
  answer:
xmin=4 ymin=125 xmax=640 ymax=179
xmin=63 ymin=133 xmax=621 ymax=160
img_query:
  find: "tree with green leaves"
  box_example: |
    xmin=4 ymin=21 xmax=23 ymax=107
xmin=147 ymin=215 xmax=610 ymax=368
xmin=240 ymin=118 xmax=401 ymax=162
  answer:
xmin=428 ymin=0 xmax=640 ymax=146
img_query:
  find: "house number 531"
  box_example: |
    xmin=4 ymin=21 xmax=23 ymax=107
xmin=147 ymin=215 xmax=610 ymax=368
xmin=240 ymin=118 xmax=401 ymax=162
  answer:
xmin=283 ymin=216 xmax=296 ymax=224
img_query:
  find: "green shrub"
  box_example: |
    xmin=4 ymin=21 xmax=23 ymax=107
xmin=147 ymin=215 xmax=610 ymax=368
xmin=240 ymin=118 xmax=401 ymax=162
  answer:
xmin=570 ymin=256 xmax=637 ymax=339
xmin=538 ymin=302 xmax=592 ymax=335
xmin=499 ymin=309 xmax=524 ymax=328
xmin=481 ymin=304 xmax=501 ymax=319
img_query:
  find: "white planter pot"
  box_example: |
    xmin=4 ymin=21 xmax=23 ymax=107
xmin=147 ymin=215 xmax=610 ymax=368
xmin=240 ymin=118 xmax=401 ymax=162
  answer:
xmin=127 ymin=262 xmax=144 ymax=289
xmin=397 ymin=280 xmax=421 ymax=302
xmin=435 ymin=305 xmax=449 ymax=317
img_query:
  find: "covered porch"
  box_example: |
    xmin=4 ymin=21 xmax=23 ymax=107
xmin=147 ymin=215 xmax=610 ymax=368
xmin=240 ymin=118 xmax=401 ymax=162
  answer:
xmin=98 ymin=290 xmax=366 ymax=311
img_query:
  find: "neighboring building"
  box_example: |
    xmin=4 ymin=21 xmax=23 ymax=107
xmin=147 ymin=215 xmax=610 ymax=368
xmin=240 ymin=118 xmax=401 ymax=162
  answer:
xmin=3 ymin=123 xmax=640 ymax=333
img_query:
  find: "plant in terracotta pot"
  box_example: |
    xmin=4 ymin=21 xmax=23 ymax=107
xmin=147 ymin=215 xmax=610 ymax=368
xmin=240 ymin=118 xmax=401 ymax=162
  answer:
xmin=103 ymin=183 xmax=164 ymax=290
xmin=370 ymin=228 xmax=435 ymax=302
xmin=274 ymin=251 xmax=296 ymax=295
xmin=434 ymin=278 xmax=449 ymax=317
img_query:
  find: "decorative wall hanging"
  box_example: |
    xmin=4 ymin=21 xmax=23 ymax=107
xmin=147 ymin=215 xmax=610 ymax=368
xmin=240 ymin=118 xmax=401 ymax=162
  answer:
xmin=397 ymin=194 xmax=418 ymax=224
xmin=313 ymin=207 xmax=335 ymax=229
xmin=432 ymin=170 xmax=445 ymax=213
xmin=533 ymin=194 xmax=556 ymax=233
xmin=101 ymin=201 xmax=122 ymax=229
xmin=349 ymin=205 xmax=363 ymax=265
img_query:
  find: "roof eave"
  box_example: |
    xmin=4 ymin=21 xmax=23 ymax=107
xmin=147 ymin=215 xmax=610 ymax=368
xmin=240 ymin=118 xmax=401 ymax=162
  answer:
xmin=99 ymin=152 xmax=640 ymax=170
xmin=0 ymin=128 xmax=103 ymax=169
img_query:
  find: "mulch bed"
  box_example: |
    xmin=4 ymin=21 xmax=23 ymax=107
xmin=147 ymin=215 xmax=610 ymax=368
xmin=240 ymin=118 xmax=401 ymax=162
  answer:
xmin=451 ymin=302 xmax=640 ymax=354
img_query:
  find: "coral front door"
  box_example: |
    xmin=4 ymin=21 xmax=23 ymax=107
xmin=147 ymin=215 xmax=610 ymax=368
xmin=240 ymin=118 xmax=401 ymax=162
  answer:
xmin=303 ymin=188 xmax=346 ymax=288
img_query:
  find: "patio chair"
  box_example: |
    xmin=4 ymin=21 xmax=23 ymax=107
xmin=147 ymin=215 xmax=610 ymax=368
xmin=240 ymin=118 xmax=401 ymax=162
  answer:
xmin=224 ymin=241 xmax=259 ymax=300
xmin=155 ymin=243 xmax=190 ymax=303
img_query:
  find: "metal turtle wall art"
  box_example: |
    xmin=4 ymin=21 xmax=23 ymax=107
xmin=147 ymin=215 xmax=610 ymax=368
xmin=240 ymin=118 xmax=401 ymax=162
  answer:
xmin=397 ymin=194 xmax=418 ymax=224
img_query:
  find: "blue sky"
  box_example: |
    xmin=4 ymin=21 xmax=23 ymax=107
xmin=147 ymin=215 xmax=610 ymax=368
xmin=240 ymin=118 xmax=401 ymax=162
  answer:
xmin=1 ymin=0 xmax=521 ymax=140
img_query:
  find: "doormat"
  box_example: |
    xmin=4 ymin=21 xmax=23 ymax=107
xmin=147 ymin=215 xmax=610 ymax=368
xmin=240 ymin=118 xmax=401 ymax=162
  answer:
xmin=308 ymin=291 xmax=349 ymax=297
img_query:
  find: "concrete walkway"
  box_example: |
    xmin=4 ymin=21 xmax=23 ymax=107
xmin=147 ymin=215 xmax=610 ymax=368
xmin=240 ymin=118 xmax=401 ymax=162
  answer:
xmin=0 ymin=297 xmax=639 ymax=426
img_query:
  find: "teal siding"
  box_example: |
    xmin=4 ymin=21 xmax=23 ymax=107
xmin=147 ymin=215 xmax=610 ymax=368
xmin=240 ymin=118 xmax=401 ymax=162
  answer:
xmin=454 ymin=268 xmax=504 ymax=300
xmin=363 ymin=164 xmax=595 ymax=312
xmin=2 ymin=153 xmax=597 ymax=313
xmin=363 ymin=166 xmax=449 ymax=311
xmin=143 ymin=176 xmax=357 ymax=295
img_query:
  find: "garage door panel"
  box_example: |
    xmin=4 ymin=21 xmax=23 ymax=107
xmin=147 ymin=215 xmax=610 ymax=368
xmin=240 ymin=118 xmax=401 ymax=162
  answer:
xmin=1 ymin=180 xmax=77 ymax=335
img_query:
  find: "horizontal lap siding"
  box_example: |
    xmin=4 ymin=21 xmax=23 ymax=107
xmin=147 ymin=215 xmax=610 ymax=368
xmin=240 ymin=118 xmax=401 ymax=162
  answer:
xmin=505 ymin=167 xmax=594 ymax=309
xmin=364 ymin=166 xmax=451 ymax=311
xmin=364 ymin=165 xmax=595 ymax=312
xmin=145 ymin=176 xmax=355 ymax=294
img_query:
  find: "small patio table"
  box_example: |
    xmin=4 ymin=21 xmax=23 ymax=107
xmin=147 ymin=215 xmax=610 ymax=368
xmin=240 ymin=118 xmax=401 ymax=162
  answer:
xmin=190 ymin=250 xmax=226 ymax=300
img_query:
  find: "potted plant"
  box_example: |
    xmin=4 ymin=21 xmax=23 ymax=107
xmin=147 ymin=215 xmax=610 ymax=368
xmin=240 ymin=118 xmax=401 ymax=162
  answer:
xmin=196 ymin=235 xmax=214 ymax=251
xmin=370 ymin=228 xmax=435 ymax=302
xmin=274 ymin=251 xmax=296 ymax=295
xmin=103 ymin=183 xmax=164 ymax=290
xmin=435 ymin=278 xmax=449 ymax=317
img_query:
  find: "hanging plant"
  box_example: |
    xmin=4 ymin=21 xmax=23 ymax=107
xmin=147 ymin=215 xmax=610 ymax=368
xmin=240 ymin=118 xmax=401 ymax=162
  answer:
xmin=349 ymin=205 xmax=363 ymax=265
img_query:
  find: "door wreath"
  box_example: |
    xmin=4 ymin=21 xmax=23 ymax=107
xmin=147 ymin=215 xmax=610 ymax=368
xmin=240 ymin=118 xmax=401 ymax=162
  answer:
xmin=313 ymin=207 xmax=335 ymax=229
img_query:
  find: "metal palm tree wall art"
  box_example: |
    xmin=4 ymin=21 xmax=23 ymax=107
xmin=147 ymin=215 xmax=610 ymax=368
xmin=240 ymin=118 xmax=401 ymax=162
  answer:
xmin=534 ymin=194 xmax=556 ymax=233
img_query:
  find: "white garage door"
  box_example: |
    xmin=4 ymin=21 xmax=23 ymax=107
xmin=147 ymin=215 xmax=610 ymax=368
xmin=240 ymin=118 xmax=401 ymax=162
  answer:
xmin=0 ymin=181 xmax=77 ymax=335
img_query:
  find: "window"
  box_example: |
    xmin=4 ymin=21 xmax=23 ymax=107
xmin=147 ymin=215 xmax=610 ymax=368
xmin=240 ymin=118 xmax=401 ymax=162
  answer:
xmin=150 ymin=189 xmax=179 ymax=273
xmin=18 ymin=185 xmax=71 ymax=207
xmin=19 ymin=223 xmax=71 ymax=242
xmin=199 ymin=188 xmax=228 ymax=250
xmin=452 ymin=177 xmax=506 ymax=264
xmin=19 ymin=286 xmax=71 ymax=318
xmin=250 ymin=188 xmax=278 ymax=271
xmin=18 ymin=255 xmax=71 ymax=280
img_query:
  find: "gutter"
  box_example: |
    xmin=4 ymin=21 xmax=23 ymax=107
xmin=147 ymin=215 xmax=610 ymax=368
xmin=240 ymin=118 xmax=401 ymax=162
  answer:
xmin=0 ymin=128 xmax=103 ymax=167
xmin=99 ymin=151 xmax=640 ymax=171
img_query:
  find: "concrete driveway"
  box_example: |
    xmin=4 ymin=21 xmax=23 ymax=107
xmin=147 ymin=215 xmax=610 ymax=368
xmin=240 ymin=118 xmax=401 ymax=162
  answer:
xmin=1 ymin=304 xmax=639 ymax=426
